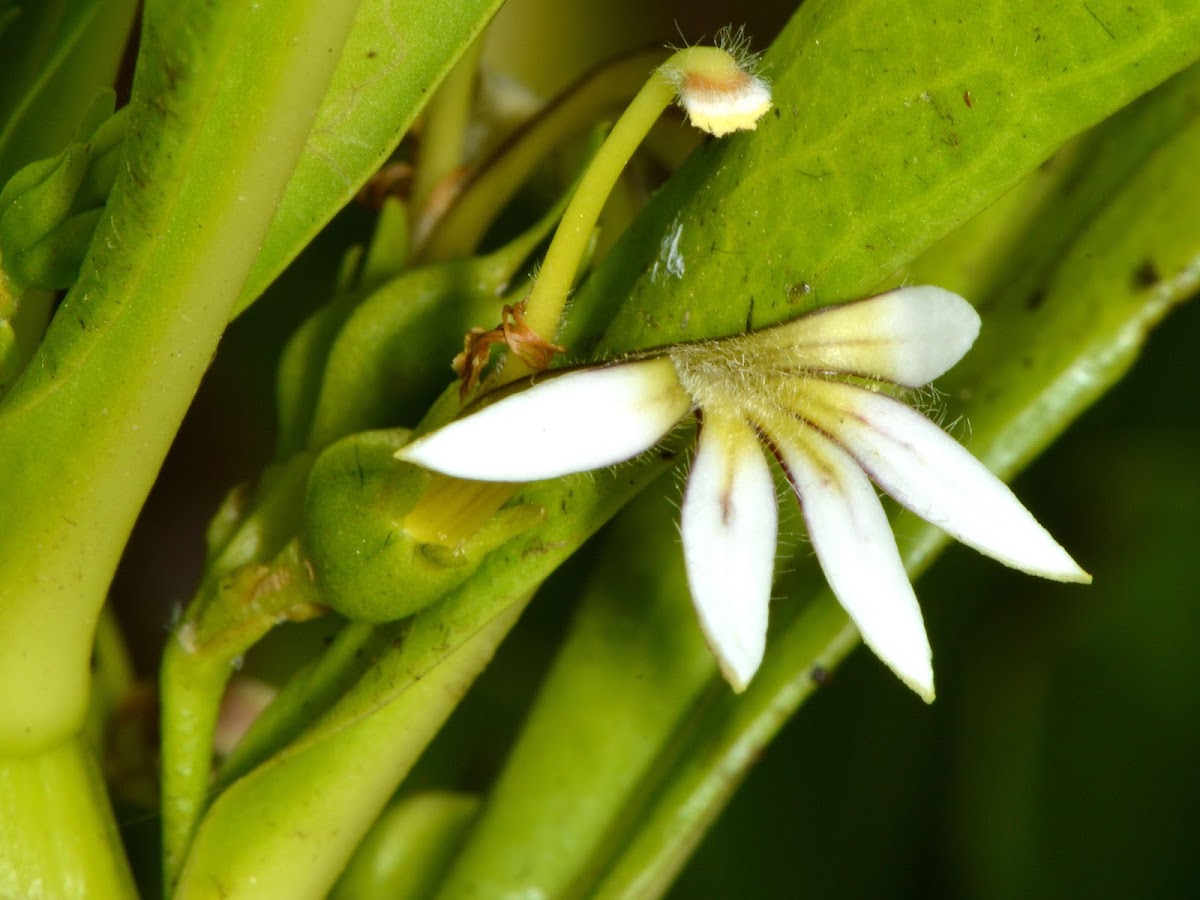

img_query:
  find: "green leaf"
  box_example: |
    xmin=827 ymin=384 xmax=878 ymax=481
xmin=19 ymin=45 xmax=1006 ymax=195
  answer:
xmin=567 ymin=0 xmax=1200 ymax=355
xmin=434 ymin=487 xmax=717 ymax=899
xmin=233 ymin=0 xmax=505 ymax=316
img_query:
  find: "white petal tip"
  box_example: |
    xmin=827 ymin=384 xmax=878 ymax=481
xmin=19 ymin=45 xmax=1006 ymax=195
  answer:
xmin=714 ymin=644 xmax=761 ymax=694
xmin=994 ymin=532 xmax=1093 ymax=586
xmin=1043 ymin=561 xmax=1092 ymax=585
xmin=906 ymin=671 xmax=936 ymax=704
xmin=873 ymin=641 xmax=935 ymax=704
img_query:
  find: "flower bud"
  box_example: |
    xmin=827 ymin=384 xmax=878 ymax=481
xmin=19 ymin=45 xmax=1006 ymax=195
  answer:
xmin=0 ymin=93 xmax=126 ymax=290
xmin=660 ymin=45 xmax=772 ymax=137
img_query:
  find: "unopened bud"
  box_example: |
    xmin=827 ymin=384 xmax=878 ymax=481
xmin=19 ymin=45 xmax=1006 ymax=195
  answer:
xmin=660 ymin=44 xmax=772 ymax=137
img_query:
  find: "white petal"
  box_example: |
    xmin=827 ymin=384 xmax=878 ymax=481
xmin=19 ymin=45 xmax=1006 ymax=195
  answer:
xmin=770 ymin=425 xmax=935 ymax=701
xmin=806 ymin=380 xmax=1091 ymax=583
xmin=681 ymin=409 xmax=777 ymax=692
xmin=746 ymin=286 xmax=980 ymax=387
xmin=396 ymin=358 xmax=691 ymax=481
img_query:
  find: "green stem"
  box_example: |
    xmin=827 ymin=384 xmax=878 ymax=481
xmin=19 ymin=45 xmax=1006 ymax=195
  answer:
xmin=0 ymin=736 xmax=137 ymax=899
xmin=161 ymin=539 xmax=324 ymax=890
xmin=161 ymin=644 xmax=231 ymax=893
xmin=411 ymin=33 xmax=486 ymax=231
xmin=174 ymin=596 xmax=533 ymax=900
xmin=0 ymin=0 xmax=363 ymax=754
xmin=592 ymin=598 xmax=861 ymax=898
xmin=416 ymin=48 xmax=667 ymax=263
xmin=511 ymin=44 xmax=754 ymax=351
xmin=213 ymin=622 xmax=387 ymax=792
xmin=514 ymin=69 xmax=676 ymax=344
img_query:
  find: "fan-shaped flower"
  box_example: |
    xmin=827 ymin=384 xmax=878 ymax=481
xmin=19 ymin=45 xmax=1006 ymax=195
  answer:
xmin=397 ymin=286 xmax=1090 ymax=700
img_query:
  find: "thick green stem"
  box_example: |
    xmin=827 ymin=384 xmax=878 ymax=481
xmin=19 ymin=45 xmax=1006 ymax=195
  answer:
xmin=0 ymin=0 xmax=363 ymax=753
xmin=0 ymin=736 xmax=137 ymax=899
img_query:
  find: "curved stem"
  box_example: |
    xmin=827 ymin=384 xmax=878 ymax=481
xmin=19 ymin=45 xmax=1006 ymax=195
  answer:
xmin=161 ymin=540 xmax=325 ymax=890
xmin=511 ymin=71 xmax=676 ymax=349
xmin=417 ymin=49 xmax=667 ymax=263
xmin=411 ymin=34 xmax=486 ymax=235
xmin=0 ymin=736 xmax=137 ymax=899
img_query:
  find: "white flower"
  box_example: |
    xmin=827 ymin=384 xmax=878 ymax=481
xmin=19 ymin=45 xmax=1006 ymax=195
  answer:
xmin=397 ymin=286 xmax=1090 ymax=700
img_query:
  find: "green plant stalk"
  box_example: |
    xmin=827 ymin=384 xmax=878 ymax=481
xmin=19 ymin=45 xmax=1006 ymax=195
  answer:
xmin=417 ymin=48 xmax=667 ymax=262
xmin=499 ymin=43 xmax=756 ymax=352
xmin=331 ymin=792 xmax=481 ymax=900
xmin=512 ymin=64 xmax=675 ymax=345
xmin=591 ymin=595 xmax=861 ymax=899
xmin=0 ymin=0 xmax=363 ymax=754
xmin=0 ymin=734 xmax=138 ymax=899
xmin=174 ymin=595 xmax=531 ymax=900
xmin=411 ymin=32 xmax=486 ymax=228
xmin=213 ymin=622 xmax=388 ymax=791
xmin=161 ymin=540 xmax=325 ymax=889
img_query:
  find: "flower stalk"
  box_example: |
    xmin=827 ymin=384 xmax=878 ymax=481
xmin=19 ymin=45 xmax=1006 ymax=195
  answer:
xmin=507 ymin=42 xmax=771 ymax=372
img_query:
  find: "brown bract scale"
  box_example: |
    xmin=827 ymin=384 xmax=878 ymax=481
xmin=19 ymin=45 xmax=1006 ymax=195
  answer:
xmin=355 ymin=160 xmax=414 ymax=209
xmin=453 ymin=299 xmax=566 ymax=399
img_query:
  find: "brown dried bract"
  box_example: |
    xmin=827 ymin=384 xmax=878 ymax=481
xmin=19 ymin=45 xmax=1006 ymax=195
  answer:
xmin=356 ymin=160 xmax=415 ymax=209
xmin=453 ymin=300 xmax=566 ymax=399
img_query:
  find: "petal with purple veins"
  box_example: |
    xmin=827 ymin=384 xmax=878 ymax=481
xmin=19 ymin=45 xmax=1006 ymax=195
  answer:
xmin=741 ymin=286 xmax=980 ymax=387
xmin=805 ymin=380 xmax=1091 ymax=584
xmin=680 ymin=407 xmax=778 ymax=691
xmin=769 ymin=422 xmax=935 ymax=701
